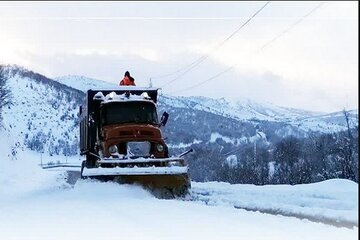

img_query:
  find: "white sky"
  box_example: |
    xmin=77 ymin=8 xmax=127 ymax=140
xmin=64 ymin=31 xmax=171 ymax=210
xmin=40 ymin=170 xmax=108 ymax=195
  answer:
xmin=0 ymin=1 xmax=358 ymax=112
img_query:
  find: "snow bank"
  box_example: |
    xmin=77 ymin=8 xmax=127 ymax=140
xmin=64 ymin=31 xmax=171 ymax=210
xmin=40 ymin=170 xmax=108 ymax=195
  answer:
xmin=191 ymin=179 xmax=358 ymax=225
xmin=0 ymin=132 xmax=357 ymax=240
xmin=0 ymin=133 xmax=65 ymax=199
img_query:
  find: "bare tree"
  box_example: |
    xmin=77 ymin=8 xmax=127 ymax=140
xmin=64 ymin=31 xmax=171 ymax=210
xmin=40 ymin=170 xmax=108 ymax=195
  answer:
xmin=336 ymin=108 xmax=356 ymax=181
xmin=273 ymin=136 xmax=303 ymax=184
xmin=0 ymin=66 xmax=11 ymax=125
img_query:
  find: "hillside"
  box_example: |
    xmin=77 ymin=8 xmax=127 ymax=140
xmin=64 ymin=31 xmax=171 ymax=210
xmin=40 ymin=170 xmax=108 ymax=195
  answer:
xmin=1 ymin=66 xmax=83 ymax=157
xmin=0 ymin=65 xmax=358 ymax=184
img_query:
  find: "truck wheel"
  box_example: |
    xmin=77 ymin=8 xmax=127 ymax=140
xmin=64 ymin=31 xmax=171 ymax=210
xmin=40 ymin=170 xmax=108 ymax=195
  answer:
xmin=80 ymin=160 xmax=87 ymax=179
xmin=86 ymin=154 xmax=96 ymax=168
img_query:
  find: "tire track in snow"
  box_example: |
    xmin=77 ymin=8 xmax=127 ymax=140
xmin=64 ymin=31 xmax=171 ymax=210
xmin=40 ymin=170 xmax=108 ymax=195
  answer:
xmin=64 ymin=170 xmax=357 ymax=229
xmin=188 ymin=189 xmax=358 ymax=229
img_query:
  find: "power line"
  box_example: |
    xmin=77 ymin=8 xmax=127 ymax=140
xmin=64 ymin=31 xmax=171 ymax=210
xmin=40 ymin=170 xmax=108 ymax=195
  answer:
xmin=158 ymin=1 xmax=271 ymax=88
xmin=151 ymin=55 xmax=208 ymax=79
xmin=215 ymin=2 xmax=270 ymax=49
xmin=168 ymin=2 xmax=325 ymax=95
xmin=261 ymin=2 xmax=325 ymax=51
xmin=160 ymin=1 xmax=270 ymax=87
xmin=169 ymin=66 xmax=234 ymax=95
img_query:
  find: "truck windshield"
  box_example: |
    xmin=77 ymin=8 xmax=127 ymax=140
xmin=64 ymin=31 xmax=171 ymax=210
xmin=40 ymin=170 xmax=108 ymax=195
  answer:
xmin=101 ymin=102 xmax=158 ymax=125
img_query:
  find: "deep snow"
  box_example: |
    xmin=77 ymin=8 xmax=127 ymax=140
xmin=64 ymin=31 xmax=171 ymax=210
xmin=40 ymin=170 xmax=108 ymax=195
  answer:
xmin=191 ymin=179 xmax=358 ymax=225
xmin=0 ymin=133 xmax=358 ymax=240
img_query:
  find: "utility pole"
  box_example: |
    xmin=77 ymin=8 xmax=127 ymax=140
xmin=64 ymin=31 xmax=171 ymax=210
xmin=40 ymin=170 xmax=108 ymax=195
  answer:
xmin=149 ymin=78 xmax=153 ymax=88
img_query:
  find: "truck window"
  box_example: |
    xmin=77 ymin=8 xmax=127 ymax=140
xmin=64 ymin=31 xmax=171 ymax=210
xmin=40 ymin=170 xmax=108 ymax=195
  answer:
xmin=101 ymin=102 xmax=158 ymax=125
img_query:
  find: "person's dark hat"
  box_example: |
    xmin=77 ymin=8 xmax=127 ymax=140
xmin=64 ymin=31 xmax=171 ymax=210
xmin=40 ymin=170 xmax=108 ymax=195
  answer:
xmin=125 ymin=71 xmax=130 ymax=77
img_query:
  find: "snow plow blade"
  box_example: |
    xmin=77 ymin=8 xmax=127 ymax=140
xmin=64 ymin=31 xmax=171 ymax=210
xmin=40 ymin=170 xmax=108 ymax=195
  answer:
xmin=81 ymin=157 xmax=191 ymax=198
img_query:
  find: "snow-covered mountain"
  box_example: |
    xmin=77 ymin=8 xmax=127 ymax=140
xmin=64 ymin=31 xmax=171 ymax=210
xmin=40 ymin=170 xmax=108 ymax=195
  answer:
xmin=54 ymin=74 xmax=358 ymax=133
xmin=1 ymin=65 xmax=358 ymax=161
xmin=1 ymin=66 xmax=83 ymax=157
xmin=55 ymin=75 xmax=117 ymax=92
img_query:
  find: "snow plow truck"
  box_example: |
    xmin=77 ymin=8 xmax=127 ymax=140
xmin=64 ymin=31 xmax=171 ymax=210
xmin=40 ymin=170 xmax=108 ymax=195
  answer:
xmin=79 ymin=87 xmax=191 ymax=197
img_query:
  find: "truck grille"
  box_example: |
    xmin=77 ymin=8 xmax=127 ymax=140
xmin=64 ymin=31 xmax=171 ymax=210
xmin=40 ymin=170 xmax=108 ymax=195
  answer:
xmin=127 ymin=141 xmax=151 ymax=157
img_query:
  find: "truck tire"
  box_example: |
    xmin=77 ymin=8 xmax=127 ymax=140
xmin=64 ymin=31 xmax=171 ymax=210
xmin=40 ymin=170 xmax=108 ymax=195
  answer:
xmin=80 ymin=160 xmax=87 ymax=179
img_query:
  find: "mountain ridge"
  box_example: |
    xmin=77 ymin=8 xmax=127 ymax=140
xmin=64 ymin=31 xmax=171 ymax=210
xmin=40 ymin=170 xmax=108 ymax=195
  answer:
xmin=53 ymin=73 xmax=358 ymax=133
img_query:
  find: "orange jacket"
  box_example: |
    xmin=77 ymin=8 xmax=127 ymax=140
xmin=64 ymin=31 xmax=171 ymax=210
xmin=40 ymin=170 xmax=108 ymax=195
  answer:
xmin=119 ymin=76 xmax=135 ymax=86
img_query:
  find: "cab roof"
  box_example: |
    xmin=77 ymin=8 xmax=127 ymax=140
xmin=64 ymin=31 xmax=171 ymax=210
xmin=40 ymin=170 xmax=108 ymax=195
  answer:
xmin=87 ymin=88 xmax=159 ymax=103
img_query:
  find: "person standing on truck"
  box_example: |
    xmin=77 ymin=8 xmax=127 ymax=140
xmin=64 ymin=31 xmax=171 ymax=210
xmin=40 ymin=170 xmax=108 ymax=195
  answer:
xmin=119 ymin=71 xmax=136 ymax=86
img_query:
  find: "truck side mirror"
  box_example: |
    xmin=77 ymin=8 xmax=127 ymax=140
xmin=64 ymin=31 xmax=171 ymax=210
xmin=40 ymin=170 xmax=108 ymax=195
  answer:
xmin=160 ymin=111 xmax=169 ymax=127
xmin=79 ymin=106 xmax=82 ymax=115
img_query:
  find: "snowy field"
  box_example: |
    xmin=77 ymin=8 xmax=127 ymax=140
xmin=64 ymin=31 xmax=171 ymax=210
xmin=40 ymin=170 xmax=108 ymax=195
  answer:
xmin=0 ymin=133 xmax=358 ymax=240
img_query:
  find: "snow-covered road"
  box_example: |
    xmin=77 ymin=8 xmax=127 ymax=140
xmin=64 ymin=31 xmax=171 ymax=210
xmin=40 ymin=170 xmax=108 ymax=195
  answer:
xmin=0 ymin=145 xmax=357 ymax=240
xmin=190 ymin=180 xmax=358 ymax=228
xmin=0 ymin=178 xmax=358 ymax=240
xmin=64 ymin=169 xmax=358 ymax=228
xmin=0 ymin=170 xmax=357 ymax=240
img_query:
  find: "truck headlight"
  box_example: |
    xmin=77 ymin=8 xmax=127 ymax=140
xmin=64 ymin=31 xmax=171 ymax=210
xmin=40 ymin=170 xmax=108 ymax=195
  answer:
xmin=156 ymin=144 xmax=164 ymax=152
xmin=109 ymin=145 xmax=118 ymax=154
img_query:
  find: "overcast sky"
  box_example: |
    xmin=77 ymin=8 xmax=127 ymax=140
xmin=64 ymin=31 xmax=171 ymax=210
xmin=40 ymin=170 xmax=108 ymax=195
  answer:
xmin=0 ymin=1 xmax=358 ymax=112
